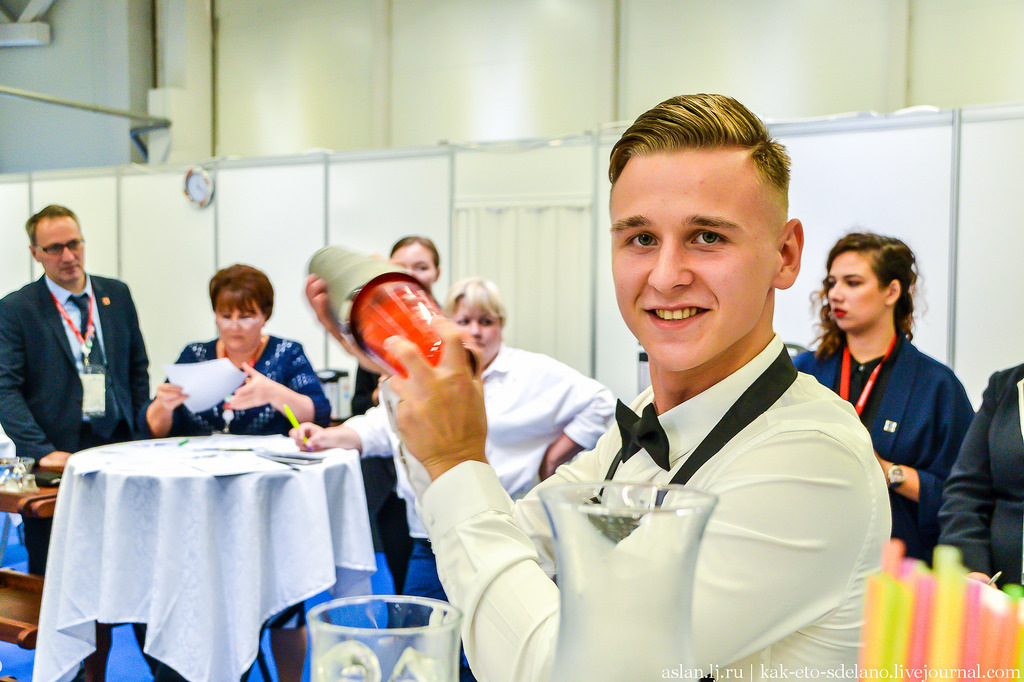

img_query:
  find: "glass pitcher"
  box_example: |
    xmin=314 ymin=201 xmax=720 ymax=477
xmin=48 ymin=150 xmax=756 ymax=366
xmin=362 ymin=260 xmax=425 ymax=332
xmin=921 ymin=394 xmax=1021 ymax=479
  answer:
xmin=538 ymin=482 xmax=717 ymax=681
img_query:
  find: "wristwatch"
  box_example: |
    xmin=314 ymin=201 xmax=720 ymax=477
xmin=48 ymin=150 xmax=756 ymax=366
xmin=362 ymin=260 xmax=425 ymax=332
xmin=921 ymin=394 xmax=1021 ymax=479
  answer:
xmin=887 ymin=464 xmax=906 ymax=490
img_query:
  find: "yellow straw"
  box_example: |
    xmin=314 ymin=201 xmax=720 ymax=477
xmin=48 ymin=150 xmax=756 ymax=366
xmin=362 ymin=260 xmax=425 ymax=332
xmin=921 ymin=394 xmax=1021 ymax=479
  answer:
xmin=929 ymin=545 xmax=966 ymax=672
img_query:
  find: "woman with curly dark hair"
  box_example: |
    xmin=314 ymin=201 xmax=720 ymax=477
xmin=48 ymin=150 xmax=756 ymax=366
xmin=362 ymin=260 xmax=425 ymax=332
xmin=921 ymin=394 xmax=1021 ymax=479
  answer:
xmin=794 ymin=231 xmax=973 ymax=562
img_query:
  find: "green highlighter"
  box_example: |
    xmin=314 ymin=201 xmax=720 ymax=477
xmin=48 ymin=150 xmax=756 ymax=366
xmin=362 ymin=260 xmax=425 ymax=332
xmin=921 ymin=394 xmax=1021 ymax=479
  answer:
xmin=282 ymin=404 xmax=308 ymax=446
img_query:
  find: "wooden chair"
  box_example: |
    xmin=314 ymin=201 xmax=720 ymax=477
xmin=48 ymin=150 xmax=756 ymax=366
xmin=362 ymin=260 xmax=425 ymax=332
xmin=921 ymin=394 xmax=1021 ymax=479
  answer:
xmin=0 ymin=488 xmax=109 ymax=681
xmin=0 ymin=489 xmax=56 ymax=651
xmin=0 ymin=487 xmax=111 ymax=681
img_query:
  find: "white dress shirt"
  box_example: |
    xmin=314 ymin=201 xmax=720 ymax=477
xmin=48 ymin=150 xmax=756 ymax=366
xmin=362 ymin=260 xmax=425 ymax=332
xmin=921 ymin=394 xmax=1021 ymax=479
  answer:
xmin=418 ymin=335 xmax=891 ymax=682
xmin=0 ymin=421 xmax=13 ymax=460
xmin=346 ymin=345 xmax=615 ymax=537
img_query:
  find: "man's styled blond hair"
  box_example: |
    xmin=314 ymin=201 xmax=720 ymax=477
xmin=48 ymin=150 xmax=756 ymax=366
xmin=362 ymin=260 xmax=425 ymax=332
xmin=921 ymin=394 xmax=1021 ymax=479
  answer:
xmin=608 ymin=94 xmax=791 ymax=212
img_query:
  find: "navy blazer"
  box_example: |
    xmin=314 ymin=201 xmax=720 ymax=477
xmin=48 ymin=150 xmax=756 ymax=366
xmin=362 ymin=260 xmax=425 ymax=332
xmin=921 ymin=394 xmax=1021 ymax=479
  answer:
xmin=939 ymin=364 xmax=1024 ymax=585
xmin=795 ymin=339 xmax=973 ymax=561
xmin=0 ymin=275 xmax=150 ymax=461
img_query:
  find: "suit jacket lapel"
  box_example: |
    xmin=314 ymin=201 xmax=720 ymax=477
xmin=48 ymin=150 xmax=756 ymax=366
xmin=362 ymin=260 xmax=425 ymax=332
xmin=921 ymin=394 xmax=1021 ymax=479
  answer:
xmin=92 ymin=278 xmax=119 ymax=366
xmin=34 ymin=277 xmax=77 ymax=369
xmin=871 ymin=338 xmax=916 ymax=459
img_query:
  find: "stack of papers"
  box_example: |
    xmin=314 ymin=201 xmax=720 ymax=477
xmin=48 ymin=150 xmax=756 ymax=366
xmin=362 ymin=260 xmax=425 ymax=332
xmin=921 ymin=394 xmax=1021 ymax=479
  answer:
xmin=162 ymin=358 xmax=245 ymax=412
xmin=73 ymin=435 xmax=329 ymax=477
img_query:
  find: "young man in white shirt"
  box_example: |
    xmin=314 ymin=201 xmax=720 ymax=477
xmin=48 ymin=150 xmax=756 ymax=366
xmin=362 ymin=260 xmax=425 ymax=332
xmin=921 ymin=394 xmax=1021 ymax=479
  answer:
xmin=308 ymin=94 xmax=890 ymax=682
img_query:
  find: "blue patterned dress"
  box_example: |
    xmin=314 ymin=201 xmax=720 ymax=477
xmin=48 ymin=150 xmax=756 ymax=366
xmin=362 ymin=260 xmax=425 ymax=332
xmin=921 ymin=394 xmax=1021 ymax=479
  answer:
xmin=141 ymin=335 xmax=330 ymax=437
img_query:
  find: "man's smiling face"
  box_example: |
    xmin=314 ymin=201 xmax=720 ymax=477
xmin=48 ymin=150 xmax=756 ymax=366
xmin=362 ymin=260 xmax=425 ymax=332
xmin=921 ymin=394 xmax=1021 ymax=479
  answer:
xmin=610 ymin=147 xmax=801 ymax=404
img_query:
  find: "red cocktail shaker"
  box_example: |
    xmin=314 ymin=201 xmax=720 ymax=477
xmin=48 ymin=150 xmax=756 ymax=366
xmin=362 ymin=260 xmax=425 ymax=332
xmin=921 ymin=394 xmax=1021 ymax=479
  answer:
xmin=308 ymin=246 xmax=444 ymax=376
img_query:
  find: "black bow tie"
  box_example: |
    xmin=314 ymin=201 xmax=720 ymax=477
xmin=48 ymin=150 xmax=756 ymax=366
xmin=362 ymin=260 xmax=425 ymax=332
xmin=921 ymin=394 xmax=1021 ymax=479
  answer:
xmin=615 ymin=400 xmax=671 ymax=471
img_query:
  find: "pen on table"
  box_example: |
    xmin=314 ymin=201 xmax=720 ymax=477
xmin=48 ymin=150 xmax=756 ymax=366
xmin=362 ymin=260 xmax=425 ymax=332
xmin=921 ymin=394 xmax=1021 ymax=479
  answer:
xmin=178 ymin=438 xmax=189 ymax=446
xmin=987 ymin=571 xmax=1002 ymax=586
xmin=282 ymin=404 xmax=308 ymax=447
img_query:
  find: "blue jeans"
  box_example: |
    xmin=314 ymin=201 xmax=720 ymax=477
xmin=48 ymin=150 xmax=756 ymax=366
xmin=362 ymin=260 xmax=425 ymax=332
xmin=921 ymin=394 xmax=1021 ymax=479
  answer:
xmin=403 ymin=538 xmax=476 ymax=682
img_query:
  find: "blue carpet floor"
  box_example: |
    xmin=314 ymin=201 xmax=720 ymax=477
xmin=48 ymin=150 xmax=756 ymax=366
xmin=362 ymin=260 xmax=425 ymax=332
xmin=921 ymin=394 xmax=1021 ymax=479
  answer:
xmin=0 ymin=515 xmax=395 ymax=681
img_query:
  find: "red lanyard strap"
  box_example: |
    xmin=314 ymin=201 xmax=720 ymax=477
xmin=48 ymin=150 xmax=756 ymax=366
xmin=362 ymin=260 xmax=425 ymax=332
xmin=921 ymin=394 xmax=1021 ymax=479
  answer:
xmin=840 ymin=334 xmax=897 ymax=416
xmin=50 ymin=291 xmax=94 ymax=349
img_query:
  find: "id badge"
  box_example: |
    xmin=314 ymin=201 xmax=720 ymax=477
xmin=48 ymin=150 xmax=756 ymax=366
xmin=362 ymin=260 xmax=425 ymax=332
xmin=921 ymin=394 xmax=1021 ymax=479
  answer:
xmin=80 ymin=366 xmax=106 ymax=418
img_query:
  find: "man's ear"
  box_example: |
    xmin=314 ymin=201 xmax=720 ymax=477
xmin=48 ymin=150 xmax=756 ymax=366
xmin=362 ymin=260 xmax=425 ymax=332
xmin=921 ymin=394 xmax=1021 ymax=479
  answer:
xmin=772 ymin=219 xmax=803 ymax=291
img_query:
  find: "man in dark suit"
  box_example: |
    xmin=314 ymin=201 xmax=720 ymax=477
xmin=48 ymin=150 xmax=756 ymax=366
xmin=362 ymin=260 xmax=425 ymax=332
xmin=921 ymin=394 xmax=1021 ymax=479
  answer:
xmin=0 ymin=204 xmax=150 ymax=575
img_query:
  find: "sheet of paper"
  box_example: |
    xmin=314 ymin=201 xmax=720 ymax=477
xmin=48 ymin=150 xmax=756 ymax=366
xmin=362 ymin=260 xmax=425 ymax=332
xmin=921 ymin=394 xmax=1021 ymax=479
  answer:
xmin=71 ymin=452 xmax=118 ymax=476
xmin=197 ymin=434 xmax=301 ymax=453
xmin=72 ymin=443 xmax=199 ymax=475
xmin=71 ymin=435 xmax=328 ymax=477
xmin=163 ymin=358 xmax=245 ymax=413
xmin=187 ymin=452 xmax=291 ymax=475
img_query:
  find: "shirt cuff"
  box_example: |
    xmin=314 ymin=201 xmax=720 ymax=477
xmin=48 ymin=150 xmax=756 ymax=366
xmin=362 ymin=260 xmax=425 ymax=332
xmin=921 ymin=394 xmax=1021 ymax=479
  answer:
xmin=562 ymin=419 xmax=599 ymax=451
xmin=420 ymin=460 xmax=515 ymax=541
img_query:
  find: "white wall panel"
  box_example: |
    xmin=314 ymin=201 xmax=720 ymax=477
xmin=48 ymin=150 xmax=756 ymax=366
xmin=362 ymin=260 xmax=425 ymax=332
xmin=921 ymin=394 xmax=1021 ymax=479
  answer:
xmin=454 ymin=142 xmax=597 ymax=377
xmin=454 ymin=142 xmax=593 ymax=201
xmin=325 ymin=151 xmax=452 ymax=372
xmin=216 ymin=161 xmax=328 ymax=372
xmin=30 ymin=174 xmax=120 ymax=280
xmin=0 ymin=179 xmax=32 ymax=298
xmin=120 ymin=168 xmax=215 ymax=393
xmin=214 ymin=0 xmax=375 ymax=157
xmin=909 ymin=0 xmax=1024 ymax=110
xmin=954 ymin=106 xmax=1024 ymax=406
xmin=774 ymin=115 xmax=955 ymax=365
xmin=619 ymin=0 xmax=900 ymax=122
xmin=453 ymin=204 xmax=592 ymax=374
xmin=391 ymin=0 xmax=615 ymax=147
xmin=595 ymin=132 xmax=642 ymax=402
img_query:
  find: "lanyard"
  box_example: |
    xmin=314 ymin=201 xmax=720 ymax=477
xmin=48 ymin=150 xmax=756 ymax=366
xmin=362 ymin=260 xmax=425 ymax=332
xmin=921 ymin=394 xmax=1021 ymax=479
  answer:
xmin=50 ymin=291 xmax=96 ymax=360
xmin=839 ymin=334 xmax=897 ymax=416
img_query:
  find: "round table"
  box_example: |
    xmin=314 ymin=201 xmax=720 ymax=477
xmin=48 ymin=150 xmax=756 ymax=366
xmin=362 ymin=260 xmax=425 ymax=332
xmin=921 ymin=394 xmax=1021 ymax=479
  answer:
xmin=33 ymin=435 xmax=376 ymax=682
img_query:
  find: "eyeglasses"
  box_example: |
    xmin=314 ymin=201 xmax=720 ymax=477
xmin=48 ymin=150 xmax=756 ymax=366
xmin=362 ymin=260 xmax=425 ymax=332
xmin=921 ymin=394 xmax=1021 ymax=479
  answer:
xmin=215 ymin=313 xmax=264 ymax=330
xmin=36 ymin=239 xmax=84 ymax=256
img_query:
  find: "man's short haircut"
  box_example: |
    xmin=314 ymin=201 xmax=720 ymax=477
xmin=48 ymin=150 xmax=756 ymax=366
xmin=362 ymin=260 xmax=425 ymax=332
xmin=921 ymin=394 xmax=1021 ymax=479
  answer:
xmin=608 ymin=94 xmax=791 ymax=211
xmin=443 ymin=277 xmax=507 ymax=326
xmin=26 ymin=205 xmax=80 ymax=245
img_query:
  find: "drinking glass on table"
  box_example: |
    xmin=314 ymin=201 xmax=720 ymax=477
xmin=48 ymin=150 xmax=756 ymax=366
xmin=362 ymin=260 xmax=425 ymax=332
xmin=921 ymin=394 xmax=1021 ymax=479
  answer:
xmin=0 ymin=456 xmax=38 ymax=491
xmin=308 ymin=595 xmax=461 ymax=682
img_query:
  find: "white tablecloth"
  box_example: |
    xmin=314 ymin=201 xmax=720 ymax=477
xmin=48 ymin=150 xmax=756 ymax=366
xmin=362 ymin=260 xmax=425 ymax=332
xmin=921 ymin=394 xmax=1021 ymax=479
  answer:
xmin=33 ymin=437 xmax=376 ymax=682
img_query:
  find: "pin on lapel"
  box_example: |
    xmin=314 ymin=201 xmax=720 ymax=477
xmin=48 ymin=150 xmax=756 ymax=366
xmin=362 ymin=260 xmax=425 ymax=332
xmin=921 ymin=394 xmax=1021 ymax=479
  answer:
xmin=102 ymin=297 xmax=111 ymax=306
xmin=883 ymin=420 xmax=898 ymax=433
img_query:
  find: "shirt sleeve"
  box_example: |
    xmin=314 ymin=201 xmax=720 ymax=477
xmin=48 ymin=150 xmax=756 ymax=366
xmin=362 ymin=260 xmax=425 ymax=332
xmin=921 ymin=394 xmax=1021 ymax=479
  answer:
xmin=419 ymin=435 xmax=614 ymax=682
xmin=546 ymin=365 xmax=615 ymax=450
xmin=345 ymin=405 xmax=396 ymax=458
